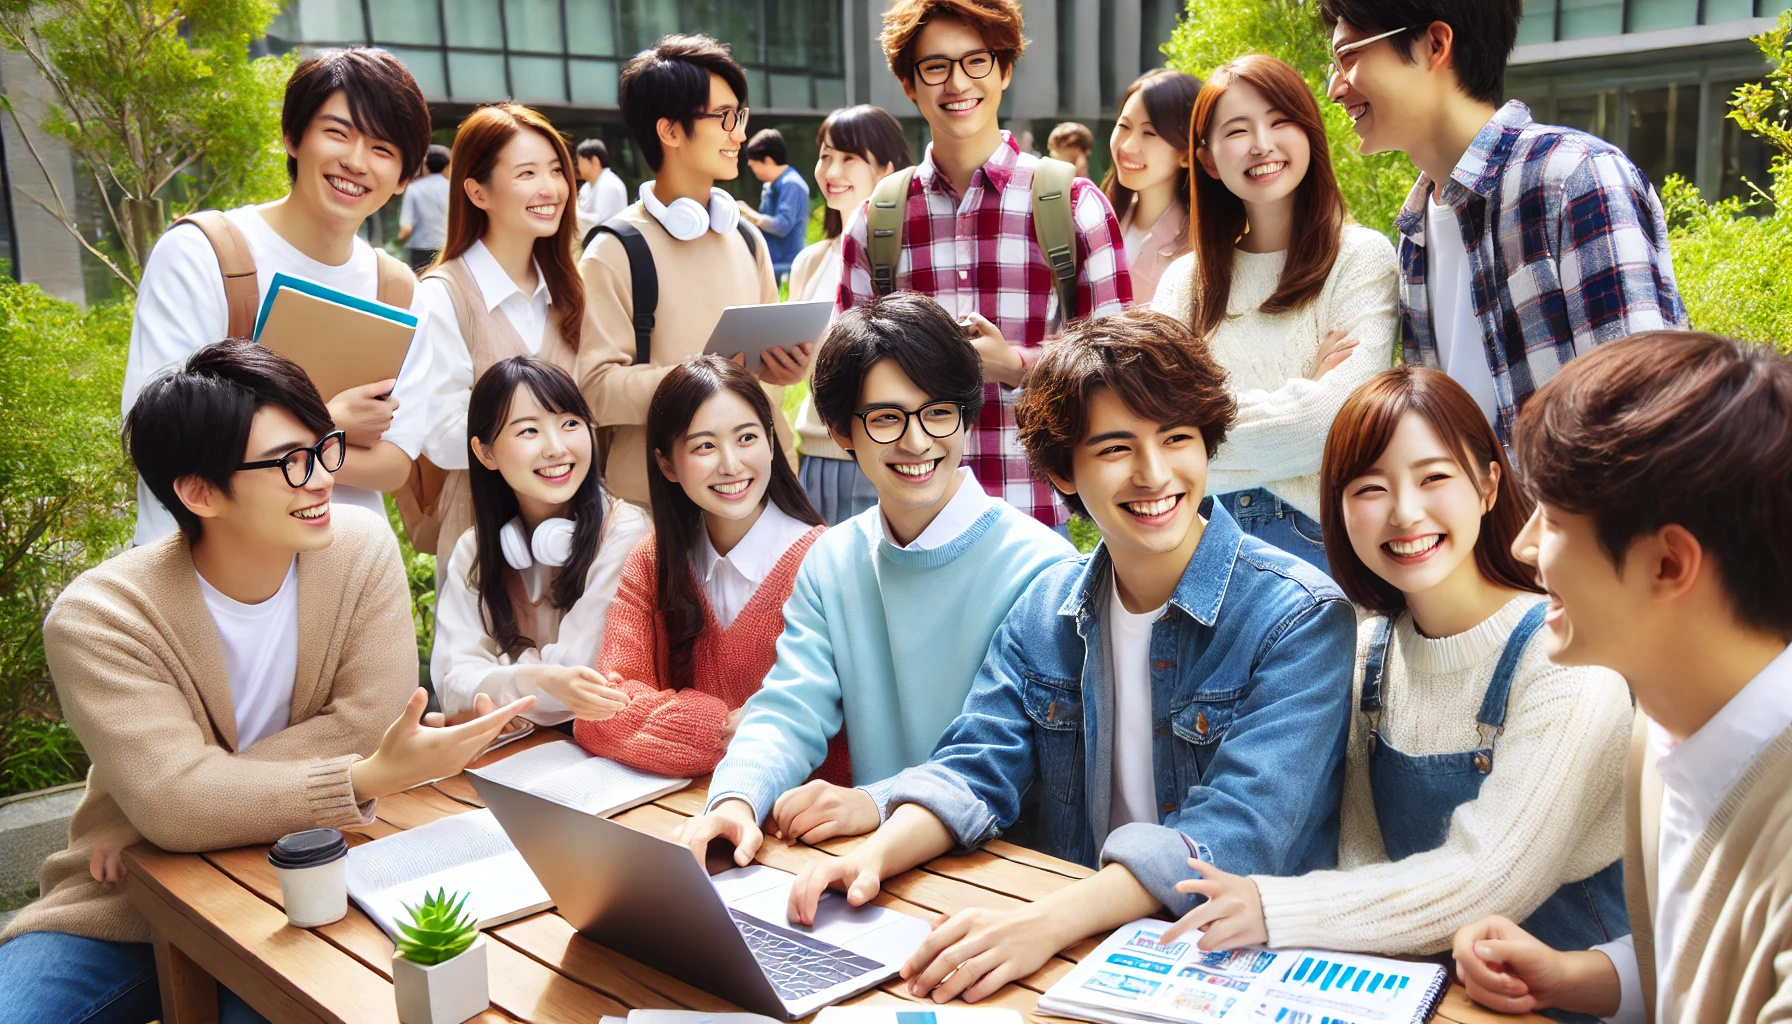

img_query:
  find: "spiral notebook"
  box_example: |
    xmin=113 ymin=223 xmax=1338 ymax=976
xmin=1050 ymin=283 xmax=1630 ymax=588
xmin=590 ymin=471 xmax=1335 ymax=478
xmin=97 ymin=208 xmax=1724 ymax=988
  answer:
xmin=1039 ymin=920 xmax=1448 ymax=1024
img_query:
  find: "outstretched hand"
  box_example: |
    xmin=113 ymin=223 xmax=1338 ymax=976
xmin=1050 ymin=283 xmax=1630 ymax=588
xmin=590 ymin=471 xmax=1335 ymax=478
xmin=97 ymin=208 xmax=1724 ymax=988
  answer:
xmin=353 ymin=688 xmax=536 ymax=802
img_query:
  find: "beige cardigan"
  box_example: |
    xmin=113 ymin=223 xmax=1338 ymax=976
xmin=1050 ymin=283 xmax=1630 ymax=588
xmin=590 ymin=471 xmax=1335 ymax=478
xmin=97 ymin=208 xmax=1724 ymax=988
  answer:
xmin=1625 ymin=712 xmax=1792 ymax=1024
xmin=1 ymin=504 xmax=417 ymax=945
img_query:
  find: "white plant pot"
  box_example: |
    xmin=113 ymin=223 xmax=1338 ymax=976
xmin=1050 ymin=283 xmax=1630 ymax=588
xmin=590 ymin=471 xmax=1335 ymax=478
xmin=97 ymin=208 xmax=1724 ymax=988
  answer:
xmin=392 ymin=934 xmax=490 ymax=1024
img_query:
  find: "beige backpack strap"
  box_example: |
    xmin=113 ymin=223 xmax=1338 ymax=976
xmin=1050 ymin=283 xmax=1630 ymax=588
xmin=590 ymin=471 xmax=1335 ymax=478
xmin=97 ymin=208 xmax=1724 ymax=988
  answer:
xmin=374 ymin=248 xmax=417 ymax=309
xmin=1030 ymin=157 xmax=1080 ymax=322
xmin=867 ymin=166 xmax=917 ymax=298
xmin=172 ymin=210 xmax=258 ymax=338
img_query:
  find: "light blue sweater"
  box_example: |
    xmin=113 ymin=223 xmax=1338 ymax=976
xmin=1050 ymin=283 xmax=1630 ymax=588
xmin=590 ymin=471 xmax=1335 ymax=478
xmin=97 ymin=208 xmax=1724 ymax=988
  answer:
xmin=706 ymin=502 xmax=1076 ymax=822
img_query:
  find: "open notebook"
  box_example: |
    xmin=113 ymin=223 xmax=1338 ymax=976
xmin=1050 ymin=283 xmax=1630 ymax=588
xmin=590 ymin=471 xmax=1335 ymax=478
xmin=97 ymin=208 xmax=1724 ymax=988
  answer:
xmin=1040 ymin=920 xmax=1448 ymax=1024
xmin=465 ymin=739 xmax=689 ymax=817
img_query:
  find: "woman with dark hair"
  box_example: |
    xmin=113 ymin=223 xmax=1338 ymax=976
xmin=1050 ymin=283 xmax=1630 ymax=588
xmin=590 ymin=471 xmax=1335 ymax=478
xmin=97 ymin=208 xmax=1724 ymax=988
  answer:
xmin=433 ymin=357 xmax=648 ymax=728
xmin=1103 ymin=68 xmax=1200 ymax=303
xmin=788 ymin=104 xmax=913 ymax=524
xmin=415 ymin=103 xmax=601 ymax=578
xmin=574 ymin=355 xmax=842 ymax=779
xmin=1152 ymin=55 xmax=1399 ymax=573
xmin=1157 ymin=367 xmax=1631 ymax=963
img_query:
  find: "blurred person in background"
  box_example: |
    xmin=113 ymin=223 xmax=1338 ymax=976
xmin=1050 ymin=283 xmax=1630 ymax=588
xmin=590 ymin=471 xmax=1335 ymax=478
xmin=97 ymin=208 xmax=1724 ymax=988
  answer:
xmin=1048 ymin=120 xmax=1093 ymax=179
xmin=1105 ymin=69 xmax=1200 ymax=304
xmin=399 ymin=143 xmax=452 ymax=272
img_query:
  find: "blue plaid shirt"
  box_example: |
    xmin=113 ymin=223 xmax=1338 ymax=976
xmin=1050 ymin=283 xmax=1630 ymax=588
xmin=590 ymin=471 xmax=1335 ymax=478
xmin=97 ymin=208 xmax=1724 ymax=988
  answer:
xmin=1398 ymin=101 xmax=1685 ymax=442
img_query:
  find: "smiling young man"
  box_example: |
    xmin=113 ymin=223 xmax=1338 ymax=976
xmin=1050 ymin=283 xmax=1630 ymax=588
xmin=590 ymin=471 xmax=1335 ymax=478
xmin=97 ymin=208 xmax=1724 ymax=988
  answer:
xmin=1319 ymin=0 xmax=1683 ymax=443
xmin=0 ymin=343 xmax=531 ymax=1024
xmin=1449 ymin=332 xmax=1792 ymax=1024
xmin=837 ymin=0 xmax=1131 ymax=533
xmin=580 ymin=34 xmax=811 ymax=506
xmin=674 ymin=292 xmax=1075 ymax=866
xmin=123 ymin=49 xmax=435 ymax=545
xmin=779 ymin=310 xmax=1356 ymax=1004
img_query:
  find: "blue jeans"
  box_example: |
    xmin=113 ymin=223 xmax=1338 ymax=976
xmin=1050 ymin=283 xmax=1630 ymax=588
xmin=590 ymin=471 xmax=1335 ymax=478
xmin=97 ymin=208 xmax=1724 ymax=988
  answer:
xmin=0 ymin=931 xmax=269 ymax=1024
xmin=1216 ymin=488 xmax=1330 ymax=576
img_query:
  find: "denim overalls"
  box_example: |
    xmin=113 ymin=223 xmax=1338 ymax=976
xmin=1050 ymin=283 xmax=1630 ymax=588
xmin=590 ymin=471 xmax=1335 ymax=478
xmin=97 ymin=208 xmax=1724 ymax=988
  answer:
xmin=1361 ymin=603 xmax=1628 ymax=951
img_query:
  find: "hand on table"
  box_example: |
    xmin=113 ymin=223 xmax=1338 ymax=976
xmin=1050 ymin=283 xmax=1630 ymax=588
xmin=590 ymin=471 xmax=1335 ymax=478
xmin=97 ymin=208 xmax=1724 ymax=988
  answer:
xmin=769 ymin=780 xmax=879 ymax=845
xmin=515 ymin=663 xmax=629 ymax=720
xmin=327 ymin=379 xmax=399 ymax=448
xmin=352 ymin=689 xmax=535 ymax=801
xmin=674 ymin=797 xmax=762 ymax=868
xmin=1160 ymin=857 xmax=1267 ymax=949
xmin=961 ymin=314 xmax=1023 ymax=388
xmin=901 ymin=904 xmax=1059 ymax=1004
xmin=1307 ymin=328 xmax=1359 ymax=381
xmin=1452 ymin=915 xmax=1621 ymax=1017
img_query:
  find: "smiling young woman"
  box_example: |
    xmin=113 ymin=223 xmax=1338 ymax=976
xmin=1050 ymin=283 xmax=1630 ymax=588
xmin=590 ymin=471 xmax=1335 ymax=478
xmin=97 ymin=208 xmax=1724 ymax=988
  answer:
xmin=1103 ymin=68 xmax=1200 ymax=303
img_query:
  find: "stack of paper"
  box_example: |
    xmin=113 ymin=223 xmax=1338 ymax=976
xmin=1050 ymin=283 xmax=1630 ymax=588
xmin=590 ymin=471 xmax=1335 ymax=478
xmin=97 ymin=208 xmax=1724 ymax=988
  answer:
xmin=1040 ymin=920 xmax=1447 ymax=1024
xmin=345 ymin=808 xmax=551 ymax=939
xmin=466 ymin=739 xmax=689 ymax=818
xmin=252 ymin=271 xmax=418 ymax=402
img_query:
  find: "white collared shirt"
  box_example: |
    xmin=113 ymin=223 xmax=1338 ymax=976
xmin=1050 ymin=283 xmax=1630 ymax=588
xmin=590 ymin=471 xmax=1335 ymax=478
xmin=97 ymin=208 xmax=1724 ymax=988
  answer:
xmin=1599 ymin=641 xmax=1792 ymax=1024
xmin=880 ymin=466 xmax=1000 ymax=551
xmin=694 ymin=502 xmax=815 ymax=628
xmin=416 ymin=239 xmax=556 ymax=469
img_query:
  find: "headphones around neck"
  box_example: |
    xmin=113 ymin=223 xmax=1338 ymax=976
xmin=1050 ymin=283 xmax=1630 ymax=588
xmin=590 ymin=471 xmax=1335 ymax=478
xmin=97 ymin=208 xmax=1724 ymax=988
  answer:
xmin=498 ymin=517 xmax=576 ymax=571
xmin=638 ymin=181 xmax=740 ymax=242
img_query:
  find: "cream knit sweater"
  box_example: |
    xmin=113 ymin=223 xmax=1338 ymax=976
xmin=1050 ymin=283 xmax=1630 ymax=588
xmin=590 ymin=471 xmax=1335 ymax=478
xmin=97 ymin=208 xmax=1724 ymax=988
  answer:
xmin=1251 ymin=596 xmax=1634 ymax=955
xmin=1151 ymin=224 xmax=1399 ymax=520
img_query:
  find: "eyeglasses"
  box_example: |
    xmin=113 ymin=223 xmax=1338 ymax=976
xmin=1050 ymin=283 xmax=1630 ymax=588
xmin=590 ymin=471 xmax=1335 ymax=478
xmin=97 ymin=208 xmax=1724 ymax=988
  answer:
xmin=236 ymin=430 xmax=346 ymax=488
xmin=1325 ymin=26 xmax=1414 ymax=91
xmin=693 ymin=106 xmax=750 ymax=133
xmin=856 ymin=403 xmax=966 ymax=445
xmin=914 ymin=49 xmax=997 ymax=87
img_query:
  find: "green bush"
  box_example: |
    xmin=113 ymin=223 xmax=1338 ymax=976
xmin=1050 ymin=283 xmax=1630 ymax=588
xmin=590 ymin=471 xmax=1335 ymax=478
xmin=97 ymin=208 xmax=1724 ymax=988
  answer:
xmin=0 ymin=282 xmax=133 ymax=797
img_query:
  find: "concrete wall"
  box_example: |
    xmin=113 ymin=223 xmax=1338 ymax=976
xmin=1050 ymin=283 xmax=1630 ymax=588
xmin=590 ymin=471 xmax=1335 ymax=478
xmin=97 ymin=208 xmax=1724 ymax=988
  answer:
xmin=0 ymin=49 xmax=87 ymax=306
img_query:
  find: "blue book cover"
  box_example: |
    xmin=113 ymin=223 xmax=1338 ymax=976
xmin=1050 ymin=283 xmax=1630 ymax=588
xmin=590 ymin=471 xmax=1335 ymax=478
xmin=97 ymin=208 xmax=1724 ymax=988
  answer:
xmin=251 ymin=271 xmax=419 ymax=340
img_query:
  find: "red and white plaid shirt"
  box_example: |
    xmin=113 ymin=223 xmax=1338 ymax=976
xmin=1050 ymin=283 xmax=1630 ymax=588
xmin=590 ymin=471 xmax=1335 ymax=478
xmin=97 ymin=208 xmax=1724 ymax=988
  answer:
xmin=837 ymin=132 xmax=1132 ymax=528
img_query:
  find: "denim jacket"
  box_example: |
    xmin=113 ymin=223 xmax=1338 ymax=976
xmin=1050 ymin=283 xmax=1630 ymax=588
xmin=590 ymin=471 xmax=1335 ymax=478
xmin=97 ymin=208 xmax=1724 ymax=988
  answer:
xmin=885 ymin=499 xmax=1355 ymax=916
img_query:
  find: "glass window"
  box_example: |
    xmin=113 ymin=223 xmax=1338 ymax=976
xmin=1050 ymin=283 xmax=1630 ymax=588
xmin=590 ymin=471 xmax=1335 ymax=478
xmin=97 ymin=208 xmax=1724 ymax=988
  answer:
xmin=769 ymin=72 xmax=810 ymax=110
xmin=805 ymin=0 xmax=842 ymax=74
xmin=618 ymin=0 xmax=679 ymax=54
xmin=814 ymin=76 xmax=846 ymax=111
xmin=689 ymin=0 xmax=761 ymax=65
xmin=1516 ymin=0 xmax=1557 ymax=45
xmin=1626 ymin=83 xmax=1700 ymax=191
xmin=449 ymin=50 xmax=508 ymax=99
xmin=1713 ymin=78 xmax=1773 ymax=201
xmin=510 ymin=55 xmax=569 ymax=102
xmin=1556 ymin=89 xmax=1617 ymax=141
xmin=741 ymin=67 xmax=767 ymax=110
xmin=1761 ymin=0 xmax=1792 ymax=17
xmin=506 ymin=0 xmax=563 ymax=53
xmin=1703 ymin=0 xmax=1756 ymax=18
xmin=445 ymin=0 xmax=504 ymax=48
xmin=1628 ymin=0 xmax=1698 ymax=30
xmin=567 ymin=0 xmax=616 ymax=56
xmin=1558 ymin=0 xmax=1622 ymax=39
xmin=371 ymin=0 xmax=441 ymax=45
xmin=279 ymin=0 xmax=366 ymax=43
xmin=569 ymin=58 xmax=621 ymax=105
xmin=384 ymin=47 xmax=448 ymax=98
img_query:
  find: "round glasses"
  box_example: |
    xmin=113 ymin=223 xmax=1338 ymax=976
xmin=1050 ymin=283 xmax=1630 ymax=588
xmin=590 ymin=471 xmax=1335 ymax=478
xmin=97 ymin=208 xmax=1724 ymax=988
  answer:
xmin=693 ymin=106 xmax=750 ymax=133
xmin=856 ymin=403 xmax=965 ymax=445
xmin=914 ymin=50 xmax=996 ymax=87
xmin=236 ymin=430 xmax=346 ymax=488
xmin=1324 ymin=26 xmax=1413 ymax=92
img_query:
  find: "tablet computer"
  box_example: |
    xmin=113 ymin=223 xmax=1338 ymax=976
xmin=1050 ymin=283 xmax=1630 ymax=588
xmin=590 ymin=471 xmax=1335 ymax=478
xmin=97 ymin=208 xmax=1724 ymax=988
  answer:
xmin=703 ymin=300 xmax=834 ymax=375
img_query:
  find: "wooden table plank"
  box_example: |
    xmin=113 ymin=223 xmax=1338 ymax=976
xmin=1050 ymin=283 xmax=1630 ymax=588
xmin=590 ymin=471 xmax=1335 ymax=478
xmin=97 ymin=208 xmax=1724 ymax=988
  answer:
xmin=485 ymin=932 xmax=628 ymax=1023
xmin=492 ymin=912 xmax=740 ymax=1012
xmin=376 ymin=786 xmax=476 ymax=829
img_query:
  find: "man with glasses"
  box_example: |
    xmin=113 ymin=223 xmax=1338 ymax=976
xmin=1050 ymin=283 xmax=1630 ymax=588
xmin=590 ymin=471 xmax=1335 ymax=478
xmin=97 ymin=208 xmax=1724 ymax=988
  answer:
xmin=836 ymin=0 xmax=1131 ymax=536
xmin=1319 ymin=0 xmax=1683 ymax=444
xmin=0 ymin=342 xmax=532 ymax=1024
xmin=675 ymin=293 xmax=1075 ymax=868
xmin=580 ymin=34 xmax=812 ymax=507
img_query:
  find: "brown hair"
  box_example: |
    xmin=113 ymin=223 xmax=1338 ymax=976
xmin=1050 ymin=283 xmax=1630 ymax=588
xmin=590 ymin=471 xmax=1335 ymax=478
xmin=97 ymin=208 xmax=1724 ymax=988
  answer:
xmin=440 ymin=104 xmax=585 ymax=353
xmin=1103 ymin=69 xmax=1202 ymax=230
xmin=1517 ymin=331 xmax=1792 ymax=639
xmin=881 ymin=0 xmax=1028 ymax=84
xmin=1320 ymin=367 xmax=1540 ymax=615
xmin=282 ymin=48 xmax=432 ymax=184
xmin=816 ymin=105 xmax=914 ymax=239
xmin=1017 ymin=310 xmax=1235 ymax=519
xmin=1048 ymin=121 xmax=1093 ymax=154
xmin=1185 ymin=55 xmax=1344 ymax=340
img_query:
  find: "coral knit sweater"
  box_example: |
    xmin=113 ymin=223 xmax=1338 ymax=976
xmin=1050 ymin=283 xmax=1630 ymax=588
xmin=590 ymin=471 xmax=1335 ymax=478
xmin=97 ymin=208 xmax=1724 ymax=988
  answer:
xmin=574 ymin=528 xmax=851 ymax=782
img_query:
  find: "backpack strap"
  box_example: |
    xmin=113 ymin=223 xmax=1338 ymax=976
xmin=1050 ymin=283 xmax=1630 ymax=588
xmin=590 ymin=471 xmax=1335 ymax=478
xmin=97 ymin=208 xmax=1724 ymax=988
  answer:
xmin=1031 ymin=157 xmax=1080 ymax=321
xmin=867 ymin=166 xmax=917 ymax=298
xmin=373 ymin=248 xmax=416 ymax=309
xmin=172 ymin=210 xmax=258 ymax=338
xmin=594 ymin=218 xmax=658 ymax=366
xmin=737 ymin=220 xmax=758 ymax=261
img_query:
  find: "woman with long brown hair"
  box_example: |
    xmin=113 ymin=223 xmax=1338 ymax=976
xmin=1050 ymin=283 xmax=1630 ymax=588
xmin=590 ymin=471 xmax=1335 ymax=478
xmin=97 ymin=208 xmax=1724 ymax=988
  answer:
xmin=1102 ymin=68 xmax=1200 ymax=303
xmin=1152 ymin=55 xmax=1399 ymax=573
xmin=574 ymin=355 xmax=846 ymax=782
xmin=1158 ymin=367 xmax=1631 ymax=964
xmin=415 ymin=103 xmax=601 ymax=581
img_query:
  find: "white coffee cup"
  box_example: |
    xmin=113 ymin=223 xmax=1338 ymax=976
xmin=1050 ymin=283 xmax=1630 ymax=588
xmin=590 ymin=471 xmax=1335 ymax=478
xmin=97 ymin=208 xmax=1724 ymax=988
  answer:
xmin=269 ymin=828 xmax=349 ymax=928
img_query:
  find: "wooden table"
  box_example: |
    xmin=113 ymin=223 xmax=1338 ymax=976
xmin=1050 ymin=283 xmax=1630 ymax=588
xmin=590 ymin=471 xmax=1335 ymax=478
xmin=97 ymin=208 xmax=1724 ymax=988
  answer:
xmin=124 ymin=733 xmax=1542 ymax=1024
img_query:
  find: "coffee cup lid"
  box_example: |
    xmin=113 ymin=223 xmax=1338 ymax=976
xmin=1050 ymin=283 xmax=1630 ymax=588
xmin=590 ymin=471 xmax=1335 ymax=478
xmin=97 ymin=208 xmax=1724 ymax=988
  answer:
xmin=268 ymin=828 xmax=348 ymax=869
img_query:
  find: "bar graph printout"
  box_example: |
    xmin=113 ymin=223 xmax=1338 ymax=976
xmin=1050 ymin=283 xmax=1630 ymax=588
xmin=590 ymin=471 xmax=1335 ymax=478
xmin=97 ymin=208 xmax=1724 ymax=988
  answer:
xmin=1039 ymin=921 xmax=1448 ymax=1024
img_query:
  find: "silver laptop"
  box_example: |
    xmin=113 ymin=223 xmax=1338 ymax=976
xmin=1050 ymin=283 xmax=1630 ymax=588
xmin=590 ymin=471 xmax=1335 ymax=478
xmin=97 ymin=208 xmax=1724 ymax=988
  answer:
xmin=470 ymin=774 xmax=931 ymax=1019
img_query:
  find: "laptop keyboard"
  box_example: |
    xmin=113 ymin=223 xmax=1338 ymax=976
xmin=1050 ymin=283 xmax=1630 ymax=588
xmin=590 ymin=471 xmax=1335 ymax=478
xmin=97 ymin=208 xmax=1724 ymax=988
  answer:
xmin=729 ymin=909 xmax=886 ymax=1000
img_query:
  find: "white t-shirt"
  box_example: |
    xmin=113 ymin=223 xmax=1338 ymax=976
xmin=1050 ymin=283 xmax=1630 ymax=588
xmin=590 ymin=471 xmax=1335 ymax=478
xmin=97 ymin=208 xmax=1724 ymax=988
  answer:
xmin=399 ymin=173 xmax=450 ymax=251
xmin=122 ymin=205 xmax=433 ymax=545
xmin=693 ymin=502 xmax=816 ymax=628
xmin=197 ymin=560 xmax=299 ymax=751
xmin=1107 ymin=569 xmax=1164 ymax=830
xmin=1426 ymin=197 xmax=1500 ymax=428
xmin=576 ymin=169 xmax=629 ymax=240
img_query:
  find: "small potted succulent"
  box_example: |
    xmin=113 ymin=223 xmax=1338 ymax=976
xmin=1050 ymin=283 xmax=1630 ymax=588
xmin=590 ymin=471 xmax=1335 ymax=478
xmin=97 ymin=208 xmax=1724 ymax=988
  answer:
xmin=391 ymin=889 xmax=489 ymax=1024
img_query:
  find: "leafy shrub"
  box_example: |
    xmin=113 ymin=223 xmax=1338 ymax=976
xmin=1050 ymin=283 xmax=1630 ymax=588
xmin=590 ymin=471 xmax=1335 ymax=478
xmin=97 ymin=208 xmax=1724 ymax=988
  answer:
xmin=385 ymin=496 xmax=436 ymax=686
xmin=0 ymin=283 xmax=133 ymax=797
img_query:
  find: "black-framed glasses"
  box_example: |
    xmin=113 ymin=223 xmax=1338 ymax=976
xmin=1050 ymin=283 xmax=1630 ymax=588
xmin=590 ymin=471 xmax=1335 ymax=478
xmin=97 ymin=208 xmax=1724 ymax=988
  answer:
xmin=856 ymin=403 xmax=965 ymax=445
xmin=237 ymin=430 xmax=346 ymax=488
xmin=693 ymin=106 xmax=750 ymax=133
xmin=1325 ymin=26 xmax=1413 ymax=91
xmin=914 ymin=49 xmax=997 ymax=87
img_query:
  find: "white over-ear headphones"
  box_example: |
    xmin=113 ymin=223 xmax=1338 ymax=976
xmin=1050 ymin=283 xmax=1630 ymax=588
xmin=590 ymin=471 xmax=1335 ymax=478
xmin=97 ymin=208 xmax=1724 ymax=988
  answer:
xmin=498 ymin=517 xmax=576 ymax=570
xmin=638 ymin=181 xmax=740 ymax=241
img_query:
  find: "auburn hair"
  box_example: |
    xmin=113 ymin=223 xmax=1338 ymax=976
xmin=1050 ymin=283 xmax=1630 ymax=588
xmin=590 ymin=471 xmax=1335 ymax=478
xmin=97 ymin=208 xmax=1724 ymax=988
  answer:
xmin=439 ymin=104 xmax=585 ymax=353
xmin=1320 ymin=367 xmax=1541 ymax=615
xmin=1185 ymin=55 xmax=1344 ymax=340
xmin=1102 ymin=68 xmax=1201 ymax=237
xmin=880 ymin=0 xmax=1028 ymax=83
